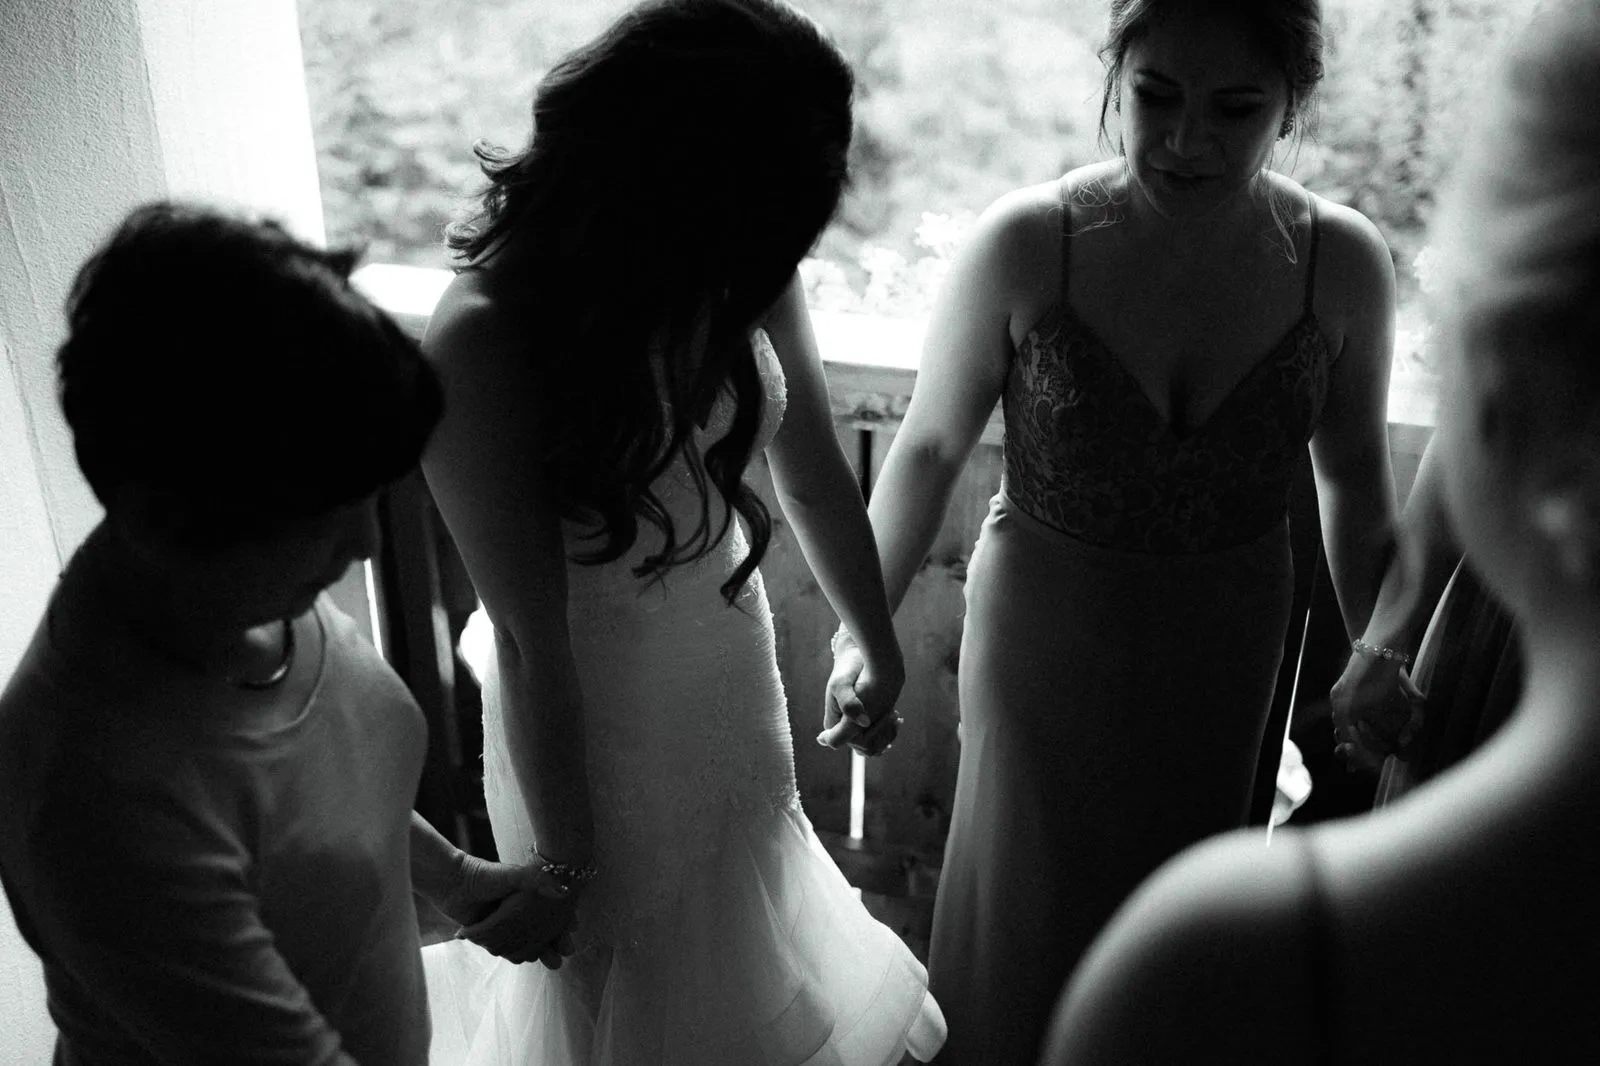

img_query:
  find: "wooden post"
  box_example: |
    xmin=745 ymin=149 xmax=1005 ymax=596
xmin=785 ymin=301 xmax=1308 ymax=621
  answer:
xmin=375 ymin=472 xmax=472 ymax=848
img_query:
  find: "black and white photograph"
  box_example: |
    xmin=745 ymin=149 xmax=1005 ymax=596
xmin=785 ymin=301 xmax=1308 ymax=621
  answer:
xmin=1 ymin=1 xmax=1594 ymax=1063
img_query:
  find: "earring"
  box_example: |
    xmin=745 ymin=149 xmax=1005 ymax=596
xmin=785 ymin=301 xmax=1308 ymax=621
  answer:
xmin=1279 ymin=114 xmax=1296 ymax=139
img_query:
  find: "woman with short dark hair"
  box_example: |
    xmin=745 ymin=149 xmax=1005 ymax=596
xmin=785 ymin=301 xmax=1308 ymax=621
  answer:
xmin=0 ymin=202 xmax=565 ymax=1065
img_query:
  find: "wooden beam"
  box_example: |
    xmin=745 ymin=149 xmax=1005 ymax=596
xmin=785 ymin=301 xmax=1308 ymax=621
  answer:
xmin=375 ymin=472 xmax=472 ymax=848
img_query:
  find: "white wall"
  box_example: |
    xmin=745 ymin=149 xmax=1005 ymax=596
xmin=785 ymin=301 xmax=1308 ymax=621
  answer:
xmin=0 ymin=2 xmax=327 ymax=1058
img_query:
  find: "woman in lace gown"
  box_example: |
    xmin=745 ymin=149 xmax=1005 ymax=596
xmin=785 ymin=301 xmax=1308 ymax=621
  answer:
xmin=1045 ymin=5 xmax=1600 ymax=1059
xmin=828 ymin=2 xmax=1397 ymax=1060
xmin=416 ymin=2 xmax=944 ymax=1063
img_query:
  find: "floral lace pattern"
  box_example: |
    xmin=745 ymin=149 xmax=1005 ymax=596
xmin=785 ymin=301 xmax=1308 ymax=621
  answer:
xmin=481 ymin=330 xmax=801 ymax=947
xmin=1003 ymin=307 xmax=1331 ymax=554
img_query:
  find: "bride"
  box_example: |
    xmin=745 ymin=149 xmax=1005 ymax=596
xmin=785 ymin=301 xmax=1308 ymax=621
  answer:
xmin=417 ymin=1 xmax=945 ymax=1062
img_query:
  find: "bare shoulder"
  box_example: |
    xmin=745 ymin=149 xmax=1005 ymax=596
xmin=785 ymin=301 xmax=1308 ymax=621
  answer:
xmin=1144 ymin=827 xmax=1311 ymax=926
xmin=1051 ymin=160 xmax=1132 ymax=266
xmin=421 ymin=269 xmax=522 ymax=374
xmin=1062 ymin=159 xmax=1130 ymax=209
xmin=956 ymin=179 xmax=1066 ymax=325
xmin=1043 ymin=829 xmax=1320 ymax=1064
xmin=1097 ymin=828 xmax=1311 ymax=964
xmin=1307 ymin=193 xmax=1397 ymax=317
xmin=971 ymin=179 xmax=1061 ymax=270
xmin=1312 ymin=196 xmax=1393 ymax=268
xmin=984 ymin=177 xmax=1061 ymax=226
xmin=1256 ymin=173 xmax=1392 ymax=278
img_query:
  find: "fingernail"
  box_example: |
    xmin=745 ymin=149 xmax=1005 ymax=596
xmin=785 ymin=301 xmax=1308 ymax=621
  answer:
xmin=850 ymin=714 xmax=872 ymax=729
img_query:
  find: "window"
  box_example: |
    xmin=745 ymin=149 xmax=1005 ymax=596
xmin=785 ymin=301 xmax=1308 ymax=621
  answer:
xmin=299 ymin=0 xmax=1529 ymax=424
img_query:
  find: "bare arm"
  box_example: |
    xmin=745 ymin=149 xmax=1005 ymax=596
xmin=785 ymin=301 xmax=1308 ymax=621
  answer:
xmin=421 ymin=279 xmax=594 ymax=868
xmin=1309 ymin=201 xmax=1402 ymax=639
xmin=763 ymin=273 xmax=901 ymax=678
xmin=1331 ymin=433 xmax=1461 ymax=763
xmin=409 ymin=810 xmax=574 ymax=965
xmin=408 ymin=810 xmax=472 ymax=904
xmin=866 ymin=188 xmax=1045 ymax=612
xmin=1355 ymin=434 xmax=1460 ymax=655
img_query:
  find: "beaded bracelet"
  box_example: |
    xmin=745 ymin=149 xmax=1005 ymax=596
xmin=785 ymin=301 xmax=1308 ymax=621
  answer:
xmin=1351 ymin=638 xmax=1411 ymax=667
xmin=528 ymin=849 xmax=598 ymax=888
xmin=830 ymin=627 xmax=856 ymax=656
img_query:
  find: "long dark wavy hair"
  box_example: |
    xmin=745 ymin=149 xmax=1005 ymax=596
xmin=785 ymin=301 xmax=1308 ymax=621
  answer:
xmin=447 ymin=0 xmax=854 ymax=603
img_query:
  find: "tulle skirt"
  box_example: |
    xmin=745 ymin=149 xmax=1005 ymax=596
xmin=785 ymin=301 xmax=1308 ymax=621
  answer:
xmin=422 ymin=800 xmax=943 ymax=1065
xmin=423 ymin=572 xmax=944 ymax=1066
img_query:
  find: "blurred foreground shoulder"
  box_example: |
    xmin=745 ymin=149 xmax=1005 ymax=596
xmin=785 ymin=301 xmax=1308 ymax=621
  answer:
xmin=1042 ymin=829 xmax=1322 ymax=1065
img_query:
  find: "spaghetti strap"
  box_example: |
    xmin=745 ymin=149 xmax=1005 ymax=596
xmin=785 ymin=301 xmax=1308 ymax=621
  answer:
xmin=1304 ymin=194 xmax=1322 ymax=319
xmin=1058 ymin=175 xmax=1074 ymax=300
xmin=1302 ymin=832 xmax=1339 ymax=1066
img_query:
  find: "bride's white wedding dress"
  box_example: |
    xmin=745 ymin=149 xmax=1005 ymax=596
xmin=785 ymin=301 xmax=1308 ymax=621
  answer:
xmin=422 ymin=331 xmax=945 ymax=1065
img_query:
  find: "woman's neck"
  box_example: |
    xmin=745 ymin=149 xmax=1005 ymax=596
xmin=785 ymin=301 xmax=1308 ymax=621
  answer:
xmin=1118 ymin=164 xmax=1272 ymax=255
xmin=75 ymin=524 xmax=283 ymax=683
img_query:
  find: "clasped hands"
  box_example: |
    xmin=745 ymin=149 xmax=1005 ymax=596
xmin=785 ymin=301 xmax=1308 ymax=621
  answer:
xmin=421 ymin=850 xmax=580 ymax=970
xmin=819 ymin=632 xmax=905 ymax=757
xmin=1329 ymin=651 xmax=1426 ymax=773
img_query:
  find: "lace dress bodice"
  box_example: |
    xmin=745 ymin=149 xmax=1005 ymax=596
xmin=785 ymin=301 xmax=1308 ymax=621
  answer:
xmin=1002 ymin=193 xmax=1332 ymax=554
xmin=1004 ymin=308 xmax=1330 ymax=553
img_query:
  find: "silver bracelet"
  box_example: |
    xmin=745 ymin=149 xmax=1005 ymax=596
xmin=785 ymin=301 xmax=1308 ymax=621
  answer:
xmin=1351 ymin=638 xmax=1411 ymax=667
xmin=527 ymin=849 xmax=598 ymax=887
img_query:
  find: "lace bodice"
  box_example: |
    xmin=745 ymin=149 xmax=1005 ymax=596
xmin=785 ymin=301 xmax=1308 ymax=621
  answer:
xmin=1002 ymin=186 xmax=1332 ymax=554
xmin=1004 ymin=308 xmax=1330 ymax=553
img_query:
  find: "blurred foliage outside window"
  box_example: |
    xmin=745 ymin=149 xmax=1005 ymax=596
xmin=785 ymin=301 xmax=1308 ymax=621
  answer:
xmin=299 ymin=0 xmax=1524 ymax=372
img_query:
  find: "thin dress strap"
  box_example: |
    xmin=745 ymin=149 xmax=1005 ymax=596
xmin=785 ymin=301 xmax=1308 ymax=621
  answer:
xmin=1303 ymin=194 xmax=1322 ymax=319
xmin=1058 ymin=175 xmax=1074 ymax=301
xmin=1302 ymin=832 xmax=1339 ymax=1066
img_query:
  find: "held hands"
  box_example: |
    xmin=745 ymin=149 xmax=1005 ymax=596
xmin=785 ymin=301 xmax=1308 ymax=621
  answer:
xmin=820 ymin=631 xmax=905 ymax=757
xmin=437 ymin=852 xmax=578 ymax=969
xmin=1329 ymin=650 xmax=1426 ymax=773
